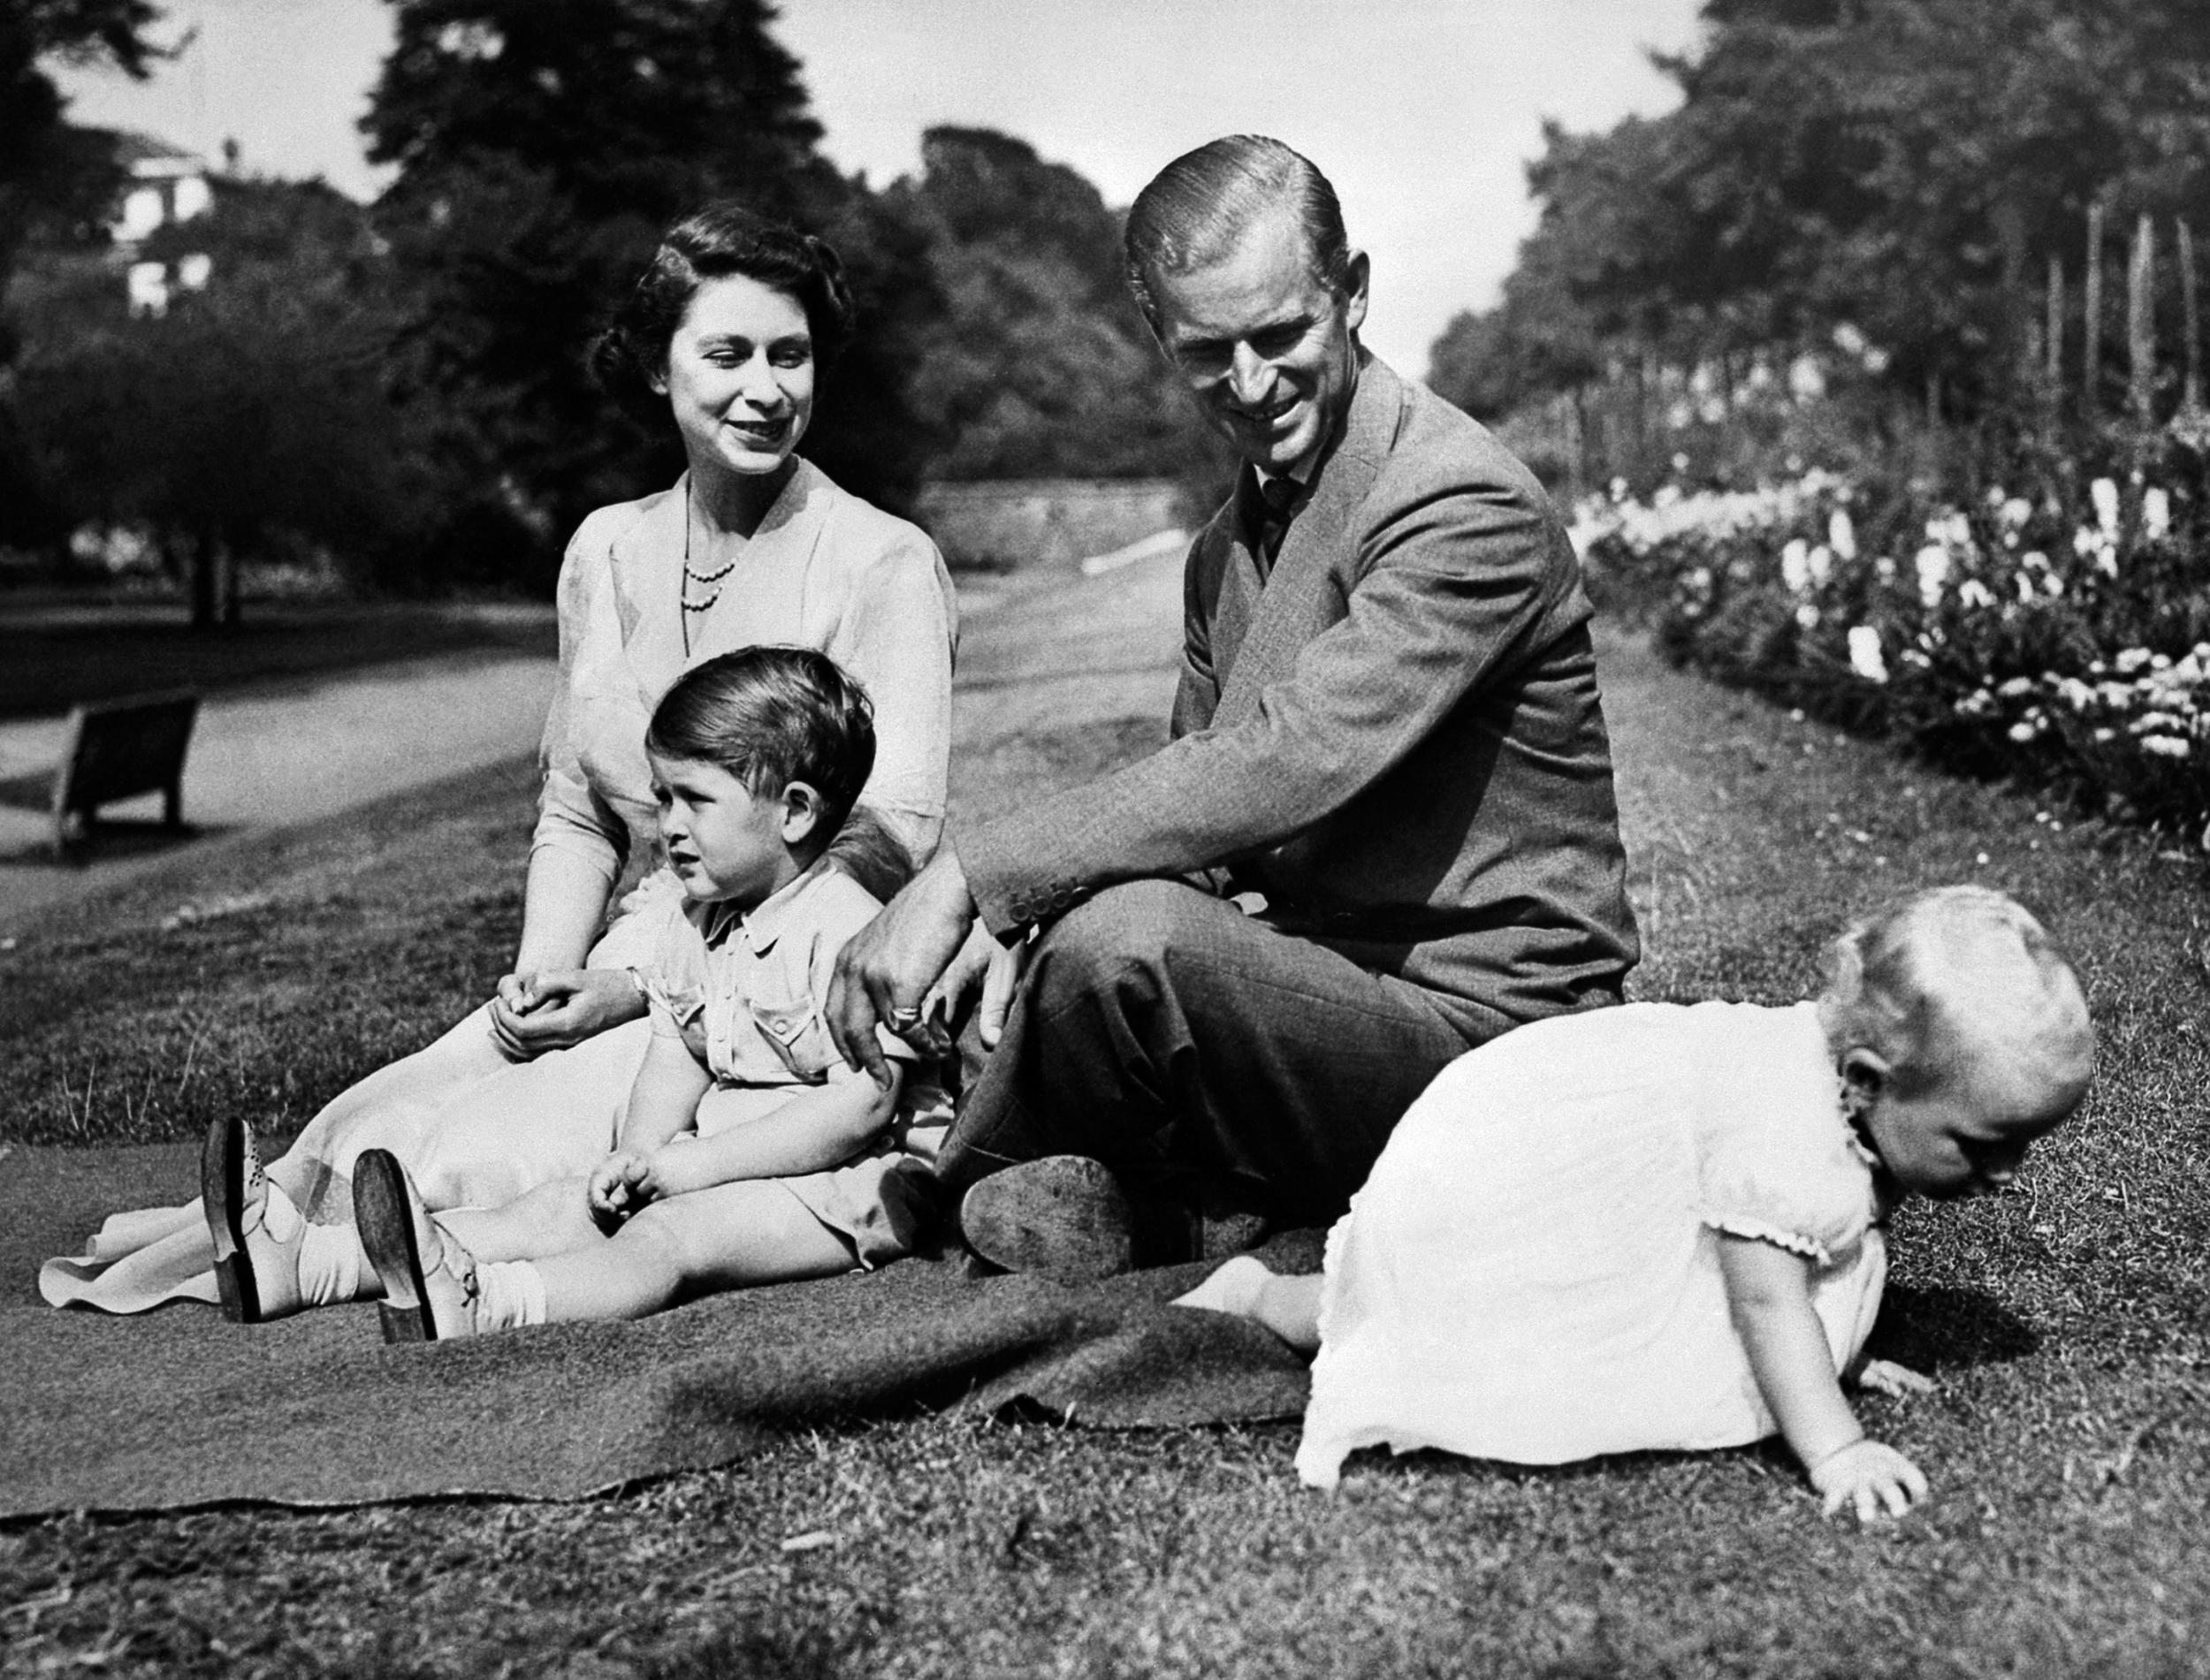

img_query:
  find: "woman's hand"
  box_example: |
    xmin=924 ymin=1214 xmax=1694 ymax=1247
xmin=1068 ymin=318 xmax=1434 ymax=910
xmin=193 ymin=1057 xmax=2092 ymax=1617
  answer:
xmin=1809 ymin=1438 xmax=1929 ymax=1524
xmin=490 ymin=968 xmax=647 ymax=1059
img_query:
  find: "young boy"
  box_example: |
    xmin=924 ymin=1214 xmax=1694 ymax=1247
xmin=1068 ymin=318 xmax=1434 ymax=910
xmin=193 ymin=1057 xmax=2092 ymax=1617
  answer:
xmin=334 ymin=646 xmax=943 ymax=1338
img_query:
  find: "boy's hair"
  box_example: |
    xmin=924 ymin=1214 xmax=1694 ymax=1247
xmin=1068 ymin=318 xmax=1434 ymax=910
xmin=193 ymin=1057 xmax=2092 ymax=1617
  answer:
xmin=646 ymin=647 xmax=876 ymax=839
xmin=1820 ymin=885 xmax=2093 ymax=1098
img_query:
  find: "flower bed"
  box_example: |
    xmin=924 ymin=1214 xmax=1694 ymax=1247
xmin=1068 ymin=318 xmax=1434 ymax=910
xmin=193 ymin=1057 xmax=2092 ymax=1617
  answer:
xmin=1573 ymin=454 xmax=2210 ymax=841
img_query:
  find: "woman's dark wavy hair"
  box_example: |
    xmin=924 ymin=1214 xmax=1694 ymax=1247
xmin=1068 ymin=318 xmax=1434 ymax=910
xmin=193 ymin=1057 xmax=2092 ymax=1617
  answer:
xmin=589 ymin=201 xmax=856 ymax=405
xmin=646 ymin=645 xmax=876 ymax=840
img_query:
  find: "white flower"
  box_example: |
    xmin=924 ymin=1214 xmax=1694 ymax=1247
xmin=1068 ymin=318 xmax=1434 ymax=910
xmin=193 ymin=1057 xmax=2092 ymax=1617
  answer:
xmin=2091 ymin=477 xmax=2121 ymax=537
xmin=1915 ymin=544 xmax=1950 ymax=604
xmin=1848 ymin=625 xmax=1889 ymax=683
xmin=1796 ymin=603 xmax=1822 ymax=630
xmin=1829 ymin=510 xmax=1857 ymax=560
xmin=1998 ymin=676 xmax=2035 ymax=698
xmin=2002 ymin=497 xmax=2034 ymax=528
xmin=2008 ymin=719 xmax=2040 ymax=742
xmin=1780 ymin=538 xmax=1811 ymax=593
xmin=2141 ymin=736 xmax=2191 ymax=758
xmin=2116 ymin=647 xmax=2153 ymax=674
xmin=1873 ymin=555 xmax=1896 ymax=582
xmin=1958 ymin=579 xmax=1996 ymax=609
xmin=2144 ymin=486 xmax=2171 ymax=539
xmin=1807 ymin=544 xmax=1833 ymax=587
xmin=2016 ymin=573 xmax=2037 ymax=604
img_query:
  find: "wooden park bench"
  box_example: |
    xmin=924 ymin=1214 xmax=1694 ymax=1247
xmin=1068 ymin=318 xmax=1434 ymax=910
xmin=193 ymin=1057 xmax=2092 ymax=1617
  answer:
xmin=50 ymin=690 xmax=201 ymax=861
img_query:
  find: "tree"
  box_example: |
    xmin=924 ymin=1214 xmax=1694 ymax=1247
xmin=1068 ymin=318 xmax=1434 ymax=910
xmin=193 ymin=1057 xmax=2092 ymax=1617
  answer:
xmin=1454 ymin=0 xmax=2210 ymax=443
xmin=887 ymin=125 xmax=1230 ymax=490
xmin=13 ymin=176 xmax=430 ymax=621
xmin=359 ymin=0 xmax=936 ymax=585
xmin=1 ymin=0 xmax=164 ymax=545
xmin=1 ymin=0 xmax=161 ymax=284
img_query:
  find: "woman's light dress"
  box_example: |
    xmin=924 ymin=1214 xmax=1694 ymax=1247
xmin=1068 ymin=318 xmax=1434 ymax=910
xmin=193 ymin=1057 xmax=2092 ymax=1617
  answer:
xmin=42 ymin=462 xmax=956 ymax=1311
xmin=1296 ymin=1000 xmax=1886 ymax=1489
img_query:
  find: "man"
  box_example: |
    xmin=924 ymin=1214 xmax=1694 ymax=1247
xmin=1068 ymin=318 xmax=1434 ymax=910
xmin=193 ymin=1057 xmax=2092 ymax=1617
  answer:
xmin=828 ymin=135 xmax=1638 ymax=1275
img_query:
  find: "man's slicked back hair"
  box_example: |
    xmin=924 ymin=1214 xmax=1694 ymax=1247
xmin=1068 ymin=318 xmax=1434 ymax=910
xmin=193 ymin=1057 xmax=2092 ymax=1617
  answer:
xmin=1124 ymin=135 xmax=1353 ymax=327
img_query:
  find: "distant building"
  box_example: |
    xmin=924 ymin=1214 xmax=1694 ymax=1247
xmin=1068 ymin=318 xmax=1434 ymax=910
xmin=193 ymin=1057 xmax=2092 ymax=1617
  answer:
xmin=109 ymin=133 xmax=214 ymax=316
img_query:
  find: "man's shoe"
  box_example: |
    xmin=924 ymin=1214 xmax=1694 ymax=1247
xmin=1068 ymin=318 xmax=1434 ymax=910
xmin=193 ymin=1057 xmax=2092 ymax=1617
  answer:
xmin=958 ymin=1156 xmax=1134 ymax=1282
xmin=353 ymin=1148 xmax=482 ymax=1342
xmin=201 ymin=1113 xmax=309 ymax=1323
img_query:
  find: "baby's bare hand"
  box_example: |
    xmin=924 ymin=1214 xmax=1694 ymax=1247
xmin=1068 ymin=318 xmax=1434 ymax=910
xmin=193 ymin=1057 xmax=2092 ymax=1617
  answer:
xmin=1810 ymin=1439 xmax=1928 ymax=1524
xmin=1854 ymin=1358 xmax=1935 ymax=1399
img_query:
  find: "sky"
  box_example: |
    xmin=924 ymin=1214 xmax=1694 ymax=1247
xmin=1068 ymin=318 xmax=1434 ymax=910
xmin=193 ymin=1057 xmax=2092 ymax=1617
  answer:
xmin=53 ymin=0 xmax=1706 ymax=376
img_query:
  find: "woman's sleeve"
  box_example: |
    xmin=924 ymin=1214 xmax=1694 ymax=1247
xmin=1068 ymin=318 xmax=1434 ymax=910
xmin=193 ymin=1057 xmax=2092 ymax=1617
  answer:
xmin=831 ymin=531 xmax=957 ymax=869
xmin=530 ymin=513 xmax=629 ymax=886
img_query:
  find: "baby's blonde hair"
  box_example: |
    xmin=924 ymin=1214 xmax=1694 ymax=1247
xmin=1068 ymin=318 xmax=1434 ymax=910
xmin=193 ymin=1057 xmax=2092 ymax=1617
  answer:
xmin=1819 ymin=886 xmax=2094 ymax=1099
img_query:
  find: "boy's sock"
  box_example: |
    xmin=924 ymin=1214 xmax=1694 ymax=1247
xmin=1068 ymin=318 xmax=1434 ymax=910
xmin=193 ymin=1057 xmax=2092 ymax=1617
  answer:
xmin=291 ymin=1213 xmax=363 ymax=1307
xmin=473 ymin=1258 xmax=548 ymax=1330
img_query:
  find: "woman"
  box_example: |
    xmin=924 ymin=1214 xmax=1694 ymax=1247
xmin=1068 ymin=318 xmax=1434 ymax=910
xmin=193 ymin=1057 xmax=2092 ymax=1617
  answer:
xmin=42 ymin=203 xmax=957 ymax=1317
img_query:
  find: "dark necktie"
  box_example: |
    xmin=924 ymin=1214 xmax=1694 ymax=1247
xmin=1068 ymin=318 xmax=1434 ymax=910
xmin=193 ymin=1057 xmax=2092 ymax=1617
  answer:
xmin=1254 ymin=473 xmax=1299 ymax=571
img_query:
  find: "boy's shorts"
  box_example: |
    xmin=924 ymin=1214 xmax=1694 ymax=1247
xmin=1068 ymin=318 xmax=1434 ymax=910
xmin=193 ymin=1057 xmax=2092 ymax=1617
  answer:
xmin=779 ymin=1152 xmax=939 ymax=1270
xmin=689 ymin=1083 xmax=951 ymax=1271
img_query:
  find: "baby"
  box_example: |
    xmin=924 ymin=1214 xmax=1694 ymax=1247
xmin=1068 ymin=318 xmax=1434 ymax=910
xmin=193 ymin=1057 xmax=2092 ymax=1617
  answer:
xmin=1176 ymin=885 xmax=2094 ymax=1520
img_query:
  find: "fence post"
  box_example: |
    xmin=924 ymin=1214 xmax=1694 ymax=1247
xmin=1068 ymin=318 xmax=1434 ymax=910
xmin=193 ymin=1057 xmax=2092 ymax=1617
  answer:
xmin=2084 ymin=199 xmax=2106 ymax=413
xmin=2129 ymin=210 xmax=2157 ymax=425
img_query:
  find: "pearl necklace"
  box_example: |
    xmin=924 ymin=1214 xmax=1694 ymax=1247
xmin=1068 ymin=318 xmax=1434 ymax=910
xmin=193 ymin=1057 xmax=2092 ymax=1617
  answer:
xmin=680 ymin=498 xmax=728 ymax=651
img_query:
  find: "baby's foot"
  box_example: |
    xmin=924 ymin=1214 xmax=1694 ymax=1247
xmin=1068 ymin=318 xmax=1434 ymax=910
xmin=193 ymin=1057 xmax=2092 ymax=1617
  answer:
xmin=1170 ymin=1254 xmax=1273 ymax=1319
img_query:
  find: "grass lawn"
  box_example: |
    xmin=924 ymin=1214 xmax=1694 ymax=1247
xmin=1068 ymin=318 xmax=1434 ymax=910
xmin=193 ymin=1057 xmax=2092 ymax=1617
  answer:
xmin=3 ymin=627 xmax=2207 ymax=1678
xmin=0 ymin=599 xmax=556 ymax=719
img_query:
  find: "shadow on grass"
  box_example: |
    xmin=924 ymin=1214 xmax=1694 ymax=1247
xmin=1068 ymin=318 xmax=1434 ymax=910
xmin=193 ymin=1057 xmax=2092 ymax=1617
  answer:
xmin=1863 ymin=1282 xmax=2040 ymax=1372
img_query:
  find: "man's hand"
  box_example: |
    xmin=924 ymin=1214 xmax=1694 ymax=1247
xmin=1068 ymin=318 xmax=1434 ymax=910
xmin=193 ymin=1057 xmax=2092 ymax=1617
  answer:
xmin=1810 ymin=1439 xmax=1929 ymax=1524
xmin=903 ymin=922 xmax=1032 ymax=1056
xmin=490 ymin=968 xmax=646 ymax=1059
xmin=828 ymin=848 xmax=980 ymax=1085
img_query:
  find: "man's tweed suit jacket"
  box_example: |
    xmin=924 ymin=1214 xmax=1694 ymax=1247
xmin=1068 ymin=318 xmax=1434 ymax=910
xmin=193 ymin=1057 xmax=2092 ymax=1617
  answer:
xmin=961 ymin=353 xmax=1639 ymax=1037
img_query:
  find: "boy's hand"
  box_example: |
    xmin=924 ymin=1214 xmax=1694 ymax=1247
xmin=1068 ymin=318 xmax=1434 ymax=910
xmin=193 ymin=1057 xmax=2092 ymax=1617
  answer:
xmin=491 ymin=969 xmax=644 ymax=1058
xmin=587 ymin=1150 xmax=653 ymax=1226
xmin=1810 ymin=1439 xmax=1929 ymax=1524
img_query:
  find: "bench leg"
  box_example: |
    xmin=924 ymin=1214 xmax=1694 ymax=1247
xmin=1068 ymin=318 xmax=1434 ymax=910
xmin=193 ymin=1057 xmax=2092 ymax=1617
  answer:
xmin=164 ymin=779 xmax=185 ymax=830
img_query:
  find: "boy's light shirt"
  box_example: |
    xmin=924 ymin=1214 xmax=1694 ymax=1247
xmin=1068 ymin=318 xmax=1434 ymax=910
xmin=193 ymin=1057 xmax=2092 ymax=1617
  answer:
xmin=642 ymin=861 xmax=918 ymax=1099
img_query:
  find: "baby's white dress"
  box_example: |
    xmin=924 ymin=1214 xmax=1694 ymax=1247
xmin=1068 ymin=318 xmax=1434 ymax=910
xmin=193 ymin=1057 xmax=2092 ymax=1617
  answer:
xmin=1297 ymin=1000 xmax=1886 ymax=1489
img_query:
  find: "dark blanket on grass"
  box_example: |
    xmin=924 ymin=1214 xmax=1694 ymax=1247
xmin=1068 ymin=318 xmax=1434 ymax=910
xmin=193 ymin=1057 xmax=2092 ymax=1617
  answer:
xmin=1 ymin=1145 xmax=1317 ymax=1519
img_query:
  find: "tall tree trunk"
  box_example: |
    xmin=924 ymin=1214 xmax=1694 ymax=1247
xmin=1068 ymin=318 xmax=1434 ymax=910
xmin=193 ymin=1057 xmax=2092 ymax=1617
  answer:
xmin=187 ymin=527 xmax=217 ymax=631
xmin=2180 ymin=217 xmax=2203 ymax=413
xmin=2129 ymin=211 xmax=2157 ymax=426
